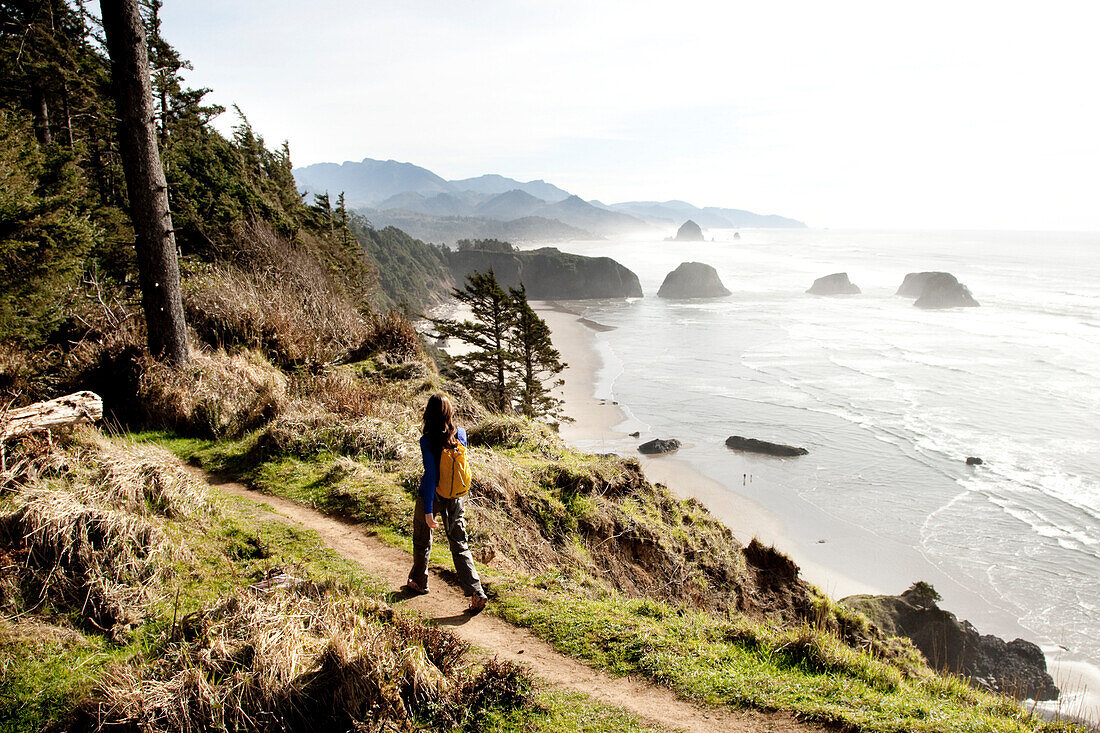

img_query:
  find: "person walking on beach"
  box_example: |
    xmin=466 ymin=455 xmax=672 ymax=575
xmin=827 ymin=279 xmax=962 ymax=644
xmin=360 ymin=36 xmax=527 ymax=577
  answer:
xmin=405 ymin=392 xmax=488 ymax=614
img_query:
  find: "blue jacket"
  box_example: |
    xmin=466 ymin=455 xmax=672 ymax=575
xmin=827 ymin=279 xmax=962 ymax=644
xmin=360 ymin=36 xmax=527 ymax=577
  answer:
xmin=418 ymin=427 xmax=467 ymax=514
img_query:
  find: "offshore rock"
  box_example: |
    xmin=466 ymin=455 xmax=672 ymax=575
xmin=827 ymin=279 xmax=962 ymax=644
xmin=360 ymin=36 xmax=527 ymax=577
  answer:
xmin=638 ymin=438 xmax=681 ymax=455
xmin=674 ymin=219 xmax=705 ymax=241
xmin=725 ymin=435 xmax=808 ymax=457
xmin=897 ymin=272 xmax=979 ymax=308
xmin=841 ymin=583 xmax=1059 ymax=701
xmin=807 ymin=272 xmax=861 ymax=295
xmin=658 ymin=262 xmax=731 ymax=298
xmin=966 ymin=456 xmax=984 ymax=465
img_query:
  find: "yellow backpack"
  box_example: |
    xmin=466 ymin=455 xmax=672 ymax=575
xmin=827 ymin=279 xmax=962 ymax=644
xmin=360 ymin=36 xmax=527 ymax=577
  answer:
xmin=436 ymin=443 xmax=472 ymax=499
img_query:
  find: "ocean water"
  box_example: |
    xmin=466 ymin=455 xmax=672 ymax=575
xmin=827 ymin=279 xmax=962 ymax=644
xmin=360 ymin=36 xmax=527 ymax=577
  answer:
xmin=525 ymin=229 xmax=1100 ymax=713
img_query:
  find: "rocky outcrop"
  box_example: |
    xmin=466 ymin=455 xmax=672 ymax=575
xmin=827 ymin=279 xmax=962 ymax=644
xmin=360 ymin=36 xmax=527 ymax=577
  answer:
xmin=446 ymin=247 xmax=643 ymax=299
xmin=807 ymin=272 xmax=861 ymax=296
xmin=657 ymin=262 xmax=731 ymax=298
xmin=841 ymin=583 xmax=1058 ymax=701
xmin=897 ymin=272 xmax=979 ymax=309
xmin=638 ymin=438 xmax=680 ymax=455
xmin=725 ymin=436 xmax=808 ymax=457
xmin=674 ymin=220 xmax=704 ymax=241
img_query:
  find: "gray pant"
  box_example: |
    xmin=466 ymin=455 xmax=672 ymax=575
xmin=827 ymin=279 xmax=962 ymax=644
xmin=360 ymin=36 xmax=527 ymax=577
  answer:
xmin=409 ymin=494 xmax=486 ymax=599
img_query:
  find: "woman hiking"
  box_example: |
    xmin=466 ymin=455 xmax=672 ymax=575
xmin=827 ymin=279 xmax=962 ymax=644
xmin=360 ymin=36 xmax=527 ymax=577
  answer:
xmin=405 ymin=392 xmax=488 ymax=614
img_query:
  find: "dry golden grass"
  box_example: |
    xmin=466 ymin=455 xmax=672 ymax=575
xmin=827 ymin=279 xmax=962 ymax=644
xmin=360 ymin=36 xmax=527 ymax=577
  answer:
xmin=252 ymin=399 xmax=409 ymax=463
xmin=0 ymin=430 xmax=209 ymax=637
xmin=139 ymin=350 xmax=287 ymax=439
xmin=347 ymin=309 xmax=423 ymax=363
xmin=71 ymin=588 xmax=530 ymax=733
xmin=3 ymin=483 xmax=160 ymax=635
xmin=292 ymin=369 xmax=381 ymax=417
xmin=184 ymin=264 xmax=368 ymax=370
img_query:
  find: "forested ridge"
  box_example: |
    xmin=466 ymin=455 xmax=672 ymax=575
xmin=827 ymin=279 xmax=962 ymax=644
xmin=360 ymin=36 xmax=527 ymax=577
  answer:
xmin=0 ymin=0 xmax=445 ymax=382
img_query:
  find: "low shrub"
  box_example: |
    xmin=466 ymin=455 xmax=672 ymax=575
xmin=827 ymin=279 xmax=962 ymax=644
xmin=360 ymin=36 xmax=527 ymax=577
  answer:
xmin=56 ymin=319 xmax=146 ymax=422
xmin=456 ymin=658 xmax=536 ymax=731
xmin=138 ymin=350 xmax=286 ymax=438
xmin=348 ymin=309 xmax=422 ymax=362
xmin=252 ymin=402 xmax=408 ymax=462
xmin=69 ymin=589 xmax=537 ymax=733
xmin=0 ymin=431 xmax=209 ymax=638
xmin=468 ymin=414 xmax=562 ymax=456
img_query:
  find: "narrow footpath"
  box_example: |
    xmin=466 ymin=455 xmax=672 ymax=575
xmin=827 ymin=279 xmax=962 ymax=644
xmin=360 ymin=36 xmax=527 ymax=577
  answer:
xmin=193 ymin=468 xmax=822 ymax=733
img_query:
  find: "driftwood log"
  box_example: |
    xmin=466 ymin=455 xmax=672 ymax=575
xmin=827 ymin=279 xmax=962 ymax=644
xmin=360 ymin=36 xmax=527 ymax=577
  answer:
xmin=0 ymin=391 xmax=104 ymax=443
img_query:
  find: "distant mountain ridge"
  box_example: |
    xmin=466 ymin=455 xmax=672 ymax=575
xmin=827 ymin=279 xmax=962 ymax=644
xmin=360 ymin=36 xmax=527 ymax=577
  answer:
xmin=294 ymin=159 xmax=451 ymax=206
xmin=450 ymin=174 xmax=571 ymax=202
xmin=293 ymin=157 xmax=806 ymax=241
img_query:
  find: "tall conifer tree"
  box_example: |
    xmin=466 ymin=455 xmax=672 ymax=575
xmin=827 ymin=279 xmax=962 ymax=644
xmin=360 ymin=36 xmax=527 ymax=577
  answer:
xmin=432 ymin=270 xmax=513 ymax=412
xmin=507 ymin=285 xmax=566 ymax=421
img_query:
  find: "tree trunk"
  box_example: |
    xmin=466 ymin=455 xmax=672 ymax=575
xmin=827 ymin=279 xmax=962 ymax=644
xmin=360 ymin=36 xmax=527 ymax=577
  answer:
xmin=100 ymin=0 xmax=189 ymax=364
xmin=30 ymin=80 xmax=51 ymax=145
xmin=60 ymin=81 xmax=75 ymax=150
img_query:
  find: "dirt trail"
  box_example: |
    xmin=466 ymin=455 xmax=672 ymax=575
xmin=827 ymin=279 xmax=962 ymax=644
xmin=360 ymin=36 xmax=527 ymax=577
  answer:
xmin=195 ymin=469 xmax=820 ymax=733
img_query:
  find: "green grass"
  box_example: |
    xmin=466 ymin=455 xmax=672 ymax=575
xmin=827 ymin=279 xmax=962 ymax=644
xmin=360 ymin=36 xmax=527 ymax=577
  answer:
xmin=493 ymin=589 xmax=1081 ymax=733
xmin=0 ymin=622 xmax=126 ymax=733
xmin=475 ymin=687 xmax=670 ymax=733
xmin=133 ymin=429 xmax=1087 ymax=733
xmin=3 ymin=433 xmax=694 ymax=732
xmin=137 ymin=429 xmax=473 ymax=576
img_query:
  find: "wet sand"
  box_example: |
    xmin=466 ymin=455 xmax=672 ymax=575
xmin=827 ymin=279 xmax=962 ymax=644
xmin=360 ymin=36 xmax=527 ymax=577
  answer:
xmin=534 ymin=300 xmax=1100 ymax=721
xmin=533 ymin=300 xmax=873 ymax=599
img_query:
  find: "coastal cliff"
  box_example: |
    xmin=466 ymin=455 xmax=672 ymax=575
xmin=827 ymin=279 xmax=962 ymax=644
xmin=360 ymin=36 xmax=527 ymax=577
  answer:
xmin=842 ymin=583 xmax=1058 ymax=701
xmin=446 ymin=247 xmax=643 ymax=299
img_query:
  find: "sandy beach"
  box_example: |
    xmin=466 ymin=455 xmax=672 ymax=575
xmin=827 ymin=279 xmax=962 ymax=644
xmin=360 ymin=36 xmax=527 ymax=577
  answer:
xmin=533 ymin=300 xmax=874 ymax=599
xmin=533 ymin=298 xmax=1100 ymax=724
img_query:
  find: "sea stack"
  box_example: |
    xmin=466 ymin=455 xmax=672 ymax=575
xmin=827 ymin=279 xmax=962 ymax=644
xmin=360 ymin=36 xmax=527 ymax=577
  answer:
xmin=674 ymin=219 xmax=704 ymax=241
xmin=806 ymin=272 xmax=861 ymax=296
xmin=658 ymin=262 xmax=731 ymax=298
xmin=897 ymin=272 xmax=979 ymax=309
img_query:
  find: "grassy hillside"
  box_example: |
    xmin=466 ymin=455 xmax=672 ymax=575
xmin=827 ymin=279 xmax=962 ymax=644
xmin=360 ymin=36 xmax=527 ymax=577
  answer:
xmin=2 ymin=428 xmax=678 ymax=732
xmin=123 ymin=346 xmax=1079 ymax=733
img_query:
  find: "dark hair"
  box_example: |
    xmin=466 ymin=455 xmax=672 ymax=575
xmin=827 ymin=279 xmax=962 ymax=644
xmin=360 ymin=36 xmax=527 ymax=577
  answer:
xmin=422 ymin=392 xmax=458 ymax=453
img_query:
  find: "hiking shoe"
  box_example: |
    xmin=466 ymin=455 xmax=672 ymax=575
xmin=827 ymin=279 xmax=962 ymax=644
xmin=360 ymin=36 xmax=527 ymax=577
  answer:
xmin=466 ymin=595 xmax=487 ymax=615
xmin=403 ymin=579 xmax=429 ymax=595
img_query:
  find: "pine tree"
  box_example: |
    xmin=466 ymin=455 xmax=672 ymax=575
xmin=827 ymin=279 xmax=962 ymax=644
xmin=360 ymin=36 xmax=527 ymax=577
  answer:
xmin=336 ymin=192 xmax=350 ymax=248
xmin=432 ymin=270 xmax=513 ymax=412
xmin=507 ymin=285 xmax=566 ymax=421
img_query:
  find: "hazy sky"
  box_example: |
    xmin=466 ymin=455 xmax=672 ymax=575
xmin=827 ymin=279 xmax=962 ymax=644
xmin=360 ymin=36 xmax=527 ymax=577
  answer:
xmin=160 ymin=1 xmax=1100 ymax=231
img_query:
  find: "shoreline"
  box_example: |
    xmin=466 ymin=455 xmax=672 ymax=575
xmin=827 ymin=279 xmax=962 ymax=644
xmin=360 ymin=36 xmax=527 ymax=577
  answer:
xmin=533 ymin=300 xmax=875 ymax=600
xmin=534 ymin=298 xmax=1100 ymax=723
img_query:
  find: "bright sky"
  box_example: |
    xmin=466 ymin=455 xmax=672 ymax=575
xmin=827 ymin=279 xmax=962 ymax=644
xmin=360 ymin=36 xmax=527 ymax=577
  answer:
xmin=161 ymin=1 xmax=1100 ymax=231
